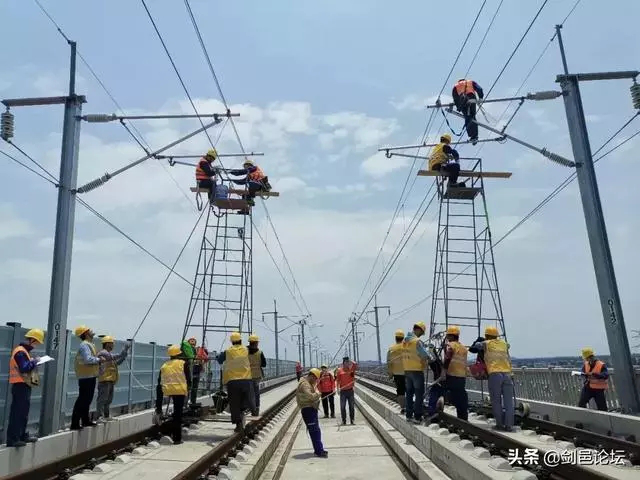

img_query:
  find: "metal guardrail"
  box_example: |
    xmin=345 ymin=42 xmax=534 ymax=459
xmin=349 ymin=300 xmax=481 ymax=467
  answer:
xmin=358 ymin=364 xmax=640 ymax=411
xmin=0 ymin=322 xmax=297 ymax=442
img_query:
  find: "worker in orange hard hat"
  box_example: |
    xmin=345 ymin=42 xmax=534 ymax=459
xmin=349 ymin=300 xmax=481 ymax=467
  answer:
xmin=195 ymin=148 xmax=220 ymax=205
xmin=96 ymin=335 xmax=130 ymax=422
xmin=71 ymin=326 xmax=106 ymax=430
xmin=451 ymin=78 xmax=484 ymax=144
xmin=441 ymin=325 xmax=468 ymax=420
xmin=6 ymin=328 xmax=45 ymax=447
xmin=578 ymin=348 xmax=609 ymax=411
xmin=387 ymin=329 xmax=406 ymax=414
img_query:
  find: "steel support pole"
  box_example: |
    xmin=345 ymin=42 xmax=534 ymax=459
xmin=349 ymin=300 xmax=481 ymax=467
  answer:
xmin=40 ymin=42 xmax=84 ymax=436
xmin=308 ymin=342 xmax=313 ymax=368
xmin=301 ymin=322 xmax=306 ymax=368
xmin=351 ymin=319 xmax=357 ymax=362
xmin=274 ymin=299 xmax=279 ymax=377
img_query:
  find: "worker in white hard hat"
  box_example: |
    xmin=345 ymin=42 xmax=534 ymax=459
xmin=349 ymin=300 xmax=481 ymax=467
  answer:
xmin=216 ymin=332 xmax=256 ymax=432
xmin=71 ymin=325 xmax=105 ymax=430
xmin=578 ymin=348 xmax=609 ymax=411
xmin=96 ymin=335 xmax=130 ymax=422
xmin=248 ymin=334 xmax=266 ymax=415
xmin=228 ymin=158 xmax=272 ymax=209
xmin=6 ymin=328 xmax=45 ymax=447
xmin=296 ymin=368 xmax=328 ymax=458
xmin=155 ymin=344 xmax=191 ymax=444
xmin=387 ymin=329 xmax=406 ymax=414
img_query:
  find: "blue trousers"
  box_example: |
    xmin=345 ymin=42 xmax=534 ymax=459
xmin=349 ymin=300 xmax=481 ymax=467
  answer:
xmin=301 ymin=407 xmax=324 ymax=454
xmin=405 ymin=371 xmax=425 ymax=420
xmin=6 ymin=383 xmax=32 ymax=445
xmin=427 ymin=383 xmax=446 ymax=416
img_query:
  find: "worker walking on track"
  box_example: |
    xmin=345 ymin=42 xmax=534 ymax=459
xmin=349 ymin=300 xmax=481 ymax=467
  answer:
xmin=387 ymin=329 xmax=406 ymax=414
xmin=248 ymin=334 xmax=266 ymax=415
xmin=6 ymin=328 xmax=44 ymax=447
xmin=216 ymin=332 xmax=256 ymax=432
xmin=96 ymin=336 xmax=130 ymax=422
xmin=195 ymin=148 xmax=219 ymax=205
xmin=429 ymin=134 xmax=463 ymax=189
xmin=403 ymin=322 xmax=429 ymax=424
xmin=71 ymin=326 xmax=105 ymax=430
xmin=471 ymin=327 xmax=514 ymax=431
xmin=295 ymin=362 xmax=303 ymax=381
xmin=318 ymin=365 xmax=336 ymax=418
xmin=578 ymin=348 xmax=609 ymax=411
xmin=452 ymin=78 xmax=484 ymax=144
xmin=441 ymin=326 xmax=469 ymax=420
xmin=336 ymin=356 xmax=358 ymax=425
xmin=155 ymin=344 xmax=190 ymax=445
xmin=296 ymin=368 xmax=328 ymax=458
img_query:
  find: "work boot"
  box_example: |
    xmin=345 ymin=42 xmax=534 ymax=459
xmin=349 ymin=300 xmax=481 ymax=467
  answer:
xmin=324 ymin=414 xmax=329 ymax=419
xmin=8 ymin=441 xmax=26 ymax=448
xmin=330 ymin=414 xmax=335 ymax=418
xmin=22 ymin=435 xmax=38 ymax=443
xmin=314 ymin=450 xmax=329 ymax=458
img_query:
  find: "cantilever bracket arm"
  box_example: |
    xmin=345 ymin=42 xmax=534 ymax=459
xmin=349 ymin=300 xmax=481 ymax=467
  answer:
xmin=379 ymin=136 xmax=506 ymax=156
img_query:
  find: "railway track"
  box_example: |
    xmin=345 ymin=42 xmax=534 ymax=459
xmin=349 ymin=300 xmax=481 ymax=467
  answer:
xmin=358 ymin=376 xmax=625 ymax=480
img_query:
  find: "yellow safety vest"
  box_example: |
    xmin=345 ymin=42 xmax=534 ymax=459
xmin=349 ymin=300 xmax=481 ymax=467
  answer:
xmin=75 ymin=341 xmax=100 ymax=378
xmin=222 ymin=345 xmax=252 ymax=385
xmin=249 ymin=350 xmax=263 ymax=379
xmin=447 ymin=341 xmax=468 ymax=378
xmin=429 ymin=143 xmax=449 ymax=170
xmin=160 ymin=359 xmax=188 ymax=396
xmin=402 ymin=337 xmax=426 ymax=372
xmin=99 ymin=354 xmax=120 ymax=383
xmin=484 ymin=339 xmax=512 ymax=374
xmin=387 ymin=343 xmax=405 ymax=376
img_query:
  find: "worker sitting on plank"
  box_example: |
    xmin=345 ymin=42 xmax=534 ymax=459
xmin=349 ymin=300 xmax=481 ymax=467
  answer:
xmin=227 ymin=158 xmax=272 ymax=207
xmin=428 ymin=134 xmax=465 ymax=189
xmin=195 ymin=148 xmax=220 ymax=204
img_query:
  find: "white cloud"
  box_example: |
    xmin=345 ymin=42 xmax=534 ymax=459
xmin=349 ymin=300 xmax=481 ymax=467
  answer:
xmin=322 ymin=112 xmax=398 ymax=150
xmin=361 ymin=151 xmax=410 ymax=178
xmin=0 ymin=204 xmax=34 ymax=240
xmin=390 ymin=94 xmax=453 ymax=111
xmin=276 ymin=176 xmax=307 ymax=192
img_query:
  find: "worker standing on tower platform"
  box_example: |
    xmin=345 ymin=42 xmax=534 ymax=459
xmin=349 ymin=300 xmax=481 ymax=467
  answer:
xmin=71 ymin=326 xmax=105 ymax=430
xmin=296 ymin=368 xmax=328 ymax=458
xmin=248 ymin=334 xmax=266 ymax=415
xmin=441 ymin=325 xmax=469 ymax=420
xmin=451 ymin=78 xmax=484 ymax=145
xmin=402 ymin=322 xmax=429 ymax=424
xmin=96 ymin=336 xmax=130 ymax=422
xmin=429 ymin=134 xmax=464 ymax=189
xmin=155 ymin=344 xmax=190 ymax=445
xmin=578 ymin=348 xmax=609 ymax=411
xmin=471 ymin=327 xmax=514 ymax=431
xmin=195 ymin=148 xmax=220 ymax=205
xmin=216 ymin=332 xmax=256 ymax=432
xmin=295 ymin=362 xmax=303 ymax=381
xmin=336 ymin=356 xmax=358 ymax=425
xmin=318 ymin=365 xmax=336 ymax=418
xmin=387 ymin=329 xmax=406 ymax=414
xmin=228 ymin=158 xmax=272 ymax=207
xmin=6 ymin=328 xmax=44 ymax=447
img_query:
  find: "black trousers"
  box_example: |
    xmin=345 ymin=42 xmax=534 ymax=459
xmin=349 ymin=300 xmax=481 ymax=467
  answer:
xmin=71 ymin=377 xmax=97 ymax=428
xmin=445 ymin=376 xmax=469 ymax=420
xmin=227 ymin=379 xmax=255 ymax=425
xmin=578 ymin=386 xmax=607 ymax=411
xmin=296 ymin=372 xmax=301 ymax=381
xmin=433 ymin=162 xmax=460 ymax=185
xmin=190 ymin=374 xmax=200 ymax=405
xmin=461 ymin=95 xmax=478 ymax=140
xmin=6 ymin=383 xmax=32 ymax=445
xmin=321 ymin=393 xmax=335 ymax=417
xmin=170 ymin=395 xmax=185 ymax=443
xmin=393 ymin=375 xmax=406 ymax=396
xmin=197 ymin=179 xmax=216 ymax=203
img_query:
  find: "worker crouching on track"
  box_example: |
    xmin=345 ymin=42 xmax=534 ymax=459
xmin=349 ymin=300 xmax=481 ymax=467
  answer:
xmin=429 ymin=134 xmax=463 ymax=189
xmin=156 ymin=344 xmax=190 ymax=445
xmin=578 ymin=348 xmax=609 ymax=411
xmin=403 ymin=322 xmax=429 ymax=424
xmin=217 ymin=332 xmax=256 ymax=432
xmin=441 ymin=325 xmax=469 ymax=420
xmin=97 ymin=336 xmax=130 ymax=422
xmin=318 ymin=365 xmax=336 ymax=418
xmin=248 ymin=334 xmax=266 ymax=415
xmin=195 ymin=148 xmax=220 ymax=205
xmin=71 ymin=325 xmax=105 ymax=430
xmin=336 ymin=356 xmax=358 ymax=425
xmin=297 ymin=368 xmax=328 ymax=458
xmin=471 ymin=327 xmax=514 ymax=431
xmin=7 ymin=328 xmax=44 ymax=447
xmin=387 ymin=329 xmax=406 ymax=414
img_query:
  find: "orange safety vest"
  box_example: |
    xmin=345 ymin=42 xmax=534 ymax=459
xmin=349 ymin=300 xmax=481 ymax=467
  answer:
xmin=318 ymin=372 xmax=335 ymax=393
xmin=195 ymin=158 xmax=212 ymax=181
xmin=248 ymin=165 xmax=266 ymax=182
xmin=9 ymin=345 xmax=39 ymax=387
xmin=336 ymin=365 xmax=356 ymax=390
xmin=454 ymin=79 xmax=476 ymax=96
xmin=295 ymin=363 xmax=302 ymax=373
xmin=584 ymin=360 xmax=608 ymax=390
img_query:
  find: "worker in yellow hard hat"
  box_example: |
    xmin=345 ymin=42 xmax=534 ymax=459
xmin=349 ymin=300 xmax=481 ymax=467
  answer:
xmin=296 ymin=368 xmax=328 ymax=458
xmin=71 ymin=326 xmax=105 ymax=430
xmin=216 ymin=332 xmax=255 ymax=432
xmin=402 ymin=321 xmax=430 ymax=424
xmin=428 ymin=133 xmax=464 ymax=189
xmin=452 ymin=78 xmax=484 ymax=144
xmin=6 ymin=328 xmax=45 ymax=447
xmin=228 ymin=158 xmax=272 ymax=211
xmin=470 ymin=326 xmax=514 ymax=431
xmin=155 ymin=345 xmax=190 ymax=444
xmin=195 ymin=148 xmax=220 ymax=205
xmin=96 ymin=335 xmax=130 ymax=422
xmin=442 ymin=325 xmax=468 ymax=420
xmin=578 ymin=348 xmax=608 ymax=411
xmin=387 ymin=329 xmax=407 ymax=414
xmin=248 ymin=334 xmax=266 ymax=415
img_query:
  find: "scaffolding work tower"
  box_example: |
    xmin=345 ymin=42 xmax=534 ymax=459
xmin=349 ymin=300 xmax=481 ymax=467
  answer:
xmin=418 ymin=158 xmax=511 ymax=341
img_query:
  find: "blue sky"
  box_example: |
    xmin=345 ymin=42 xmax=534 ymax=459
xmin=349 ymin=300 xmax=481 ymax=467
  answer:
xmin=1 ymin=0 xmax=640 ymax=362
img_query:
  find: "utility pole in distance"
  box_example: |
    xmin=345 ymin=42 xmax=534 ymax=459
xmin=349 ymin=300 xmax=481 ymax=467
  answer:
xmin=364 ymin=295 xmax=391 ymax=365
xmin=555 ymin=25 xmax=640 ymax=413
xmin=291 ymin=333 xmax=302 ymax=364
xmin=262 ymin=299 xmax=282 ymax=376
xmin=1 ymin=41 xmax=86 ymax=436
